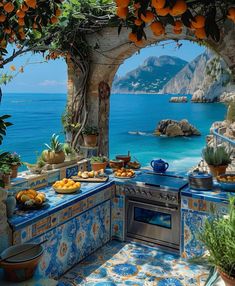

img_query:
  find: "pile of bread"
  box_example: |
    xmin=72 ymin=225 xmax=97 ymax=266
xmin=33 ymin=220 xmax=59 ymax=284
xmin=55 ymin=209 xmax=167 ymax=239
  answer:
xmin=16 ymin=189 xmax=46 ymax=206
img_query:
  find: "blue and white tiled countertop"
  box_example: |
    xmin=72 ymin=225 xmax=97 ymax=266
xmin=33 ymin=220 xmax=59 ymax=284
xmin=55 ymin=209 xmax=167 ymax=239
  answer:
xmin=8 ymin=169 xmax=235 ymax=231
xmin=8 ymin=180 xmax=115 ymax=231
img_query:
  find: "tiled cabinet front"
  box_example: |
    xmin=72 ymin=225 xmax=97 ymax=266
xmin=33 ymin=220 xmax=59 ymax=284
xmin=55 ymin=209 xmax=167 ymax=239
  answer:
xmin=31 ymin=200 xmax=111 ymax=279
xmin=181 ymin=196 xmax=228 ymax=259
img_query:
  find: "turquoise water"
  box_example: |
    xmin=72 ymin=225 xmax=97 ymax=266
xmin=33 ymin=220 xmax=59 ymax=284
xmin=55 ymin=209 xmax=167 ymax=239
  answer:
xmin=1 ymin=93 xmax=226 ymax=172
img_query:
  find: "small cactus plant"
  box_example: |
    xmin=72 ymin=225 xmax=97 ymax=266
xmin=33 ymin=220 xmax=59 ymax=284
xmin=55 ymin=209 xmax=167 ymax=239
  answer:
xmin=45 ymin=134 xmax=63 ymax=152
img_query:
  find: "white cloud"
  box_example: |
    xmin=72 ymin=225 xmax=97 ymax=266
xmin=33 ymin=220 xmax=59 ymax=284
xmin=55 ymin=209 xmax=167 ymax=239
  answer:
xmin=38 ymin=80 xmax=66 ymax=87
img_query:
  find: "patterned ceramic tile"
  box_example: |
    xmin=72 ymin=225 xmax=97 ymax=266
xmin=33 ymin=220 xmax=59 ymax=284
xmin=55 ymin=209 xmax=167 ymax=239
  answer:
xmin=28 ymin=174 xmax=48 ymax=190
xmin=58 ymin=240 xmax=209 ymax=286
xmin=66 ymin=164 xmax=79 ymax=178
xmin=47 ymin=170 xmax=60 ymax=185
xmin=32 ymin=200 xmax=111 ymax=279
xmin=111 ymin=195 xmax=125 ymax=241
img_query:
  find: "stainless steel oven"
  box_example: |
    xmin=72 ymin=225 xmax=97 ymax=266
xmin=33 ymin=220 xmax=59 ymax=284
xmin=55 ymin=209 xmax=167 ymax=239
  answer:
xmin=126 ymin=196 xmax=180 ymax=250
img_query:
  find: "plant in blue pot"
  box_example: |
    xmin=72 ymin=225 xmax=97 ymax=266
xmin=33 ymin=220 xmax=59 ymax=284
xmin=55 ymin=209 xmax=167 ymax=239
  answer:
xmin=151 ymin=159 xmax=169 ymax=173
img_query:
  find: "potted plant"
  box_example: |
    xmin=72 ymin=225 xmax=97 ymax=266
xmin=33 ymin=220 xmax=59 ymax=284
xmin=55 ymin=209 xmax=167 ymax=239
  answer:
xmin=82 ymin=126 xmax=99 ymax=147
xmin=63 ymin=143 xmax=77 ymax=161
xmin=90 ymin=156 xmax=108 ymax=171
xmin=24 ymin=155 xmax=46 ymax=174
xmin=42 ymin=134 xmax=65 ymax=164
xmin=198 ymin=197 xmax=235 ymax=286
xmin=0 ymin=164 xmax=12 ymax=187
xmin=3 ymin=152 xmax=22 ymax=178
xmin=202 ymin=146 xmax=231 ymax=176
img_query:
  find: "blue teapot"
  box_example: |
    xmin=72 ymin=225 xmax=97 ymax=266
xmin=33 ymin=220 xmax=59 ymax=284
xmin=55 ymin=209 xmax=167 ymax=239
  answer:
xmin=151 ymin=159 xmax=169 ymax=173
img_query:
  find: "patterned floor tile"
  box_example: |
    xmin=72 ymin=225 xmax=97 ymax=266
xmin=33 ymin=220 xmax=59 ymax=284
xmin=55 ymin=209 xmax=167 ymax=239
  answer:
xmin=58 ymin=240 xmax=209 ymax=286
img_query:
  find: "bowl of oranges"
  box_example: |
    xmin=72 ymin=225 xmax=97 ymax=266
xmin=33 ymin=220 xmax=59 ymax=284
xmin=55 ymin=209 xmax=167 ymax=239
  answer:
xmin=114 ymin=168 xmax=135 ymax=179
xmin=16 ymin=189 xmax=47 ymax=210
xmin=216 ymin=174 xmax=235 ymax=191
xmin=52 ymin=178 xmax=81 ymax=194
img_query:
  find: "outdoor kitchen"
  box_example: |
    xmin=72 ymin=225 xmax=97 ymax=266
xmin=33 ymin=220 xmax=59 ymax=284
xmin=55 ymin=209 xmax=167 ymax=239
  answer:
xmin=0 ymin=153 xmax=234 ymax=285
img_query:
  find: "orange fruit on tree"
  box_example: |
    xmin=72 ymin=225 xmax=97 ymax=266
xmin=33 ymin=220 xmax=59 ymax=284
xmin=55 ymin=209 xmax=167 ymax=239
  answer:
xmin=0 ymin=14 xmax=6 ymax=22
xmin=141 ymin=11 xmax=154 ymax=23
xmin=4 ymin=2 xmax=14 ymax=13
xmin=191 ymin=15 xmax=205 ymax=29
xmin=151 ymin=0 xmax=165 ymax=9
xmin=135 ymin=39 xmax=144 ymax=47
xmin=115 ymin=0 xmax=130 ymax=8
xmin=173 ymin=28 xmax=182 ymax=34
xmin=155 ymin=7 xmax=170 ymax=16
xmin=227 ymin=7 xmax=235 ymax=22
xmin=25 ymin=0 xmax=37 ymax=9
xmin=4 ymin=27 xmax=11 ymax=34
xmin=19 ymin=32 xmax=26 ymax=40
xmin=195 ymin=27 xmax=206 ymax=39
xmin=55 ymin=8 xmax=62 ymax=17
xmin=117 ymin=7 xmax=128 ymax=19
xmin=51 ymin=16 xmax=58 ymax=24
xmin=128 ymin=32 xmax=138 ymax=42
xmin=151 ymin=21 xmax=165 ymax=35
xmin=134 ymin=18 xmax=143 ymax=26
xmin=21 ymin=4 xmax=29 ymax=12
xmin=16 ymin=9 xmax=26 ymax=18
xmin=18 ymin=18 xmax=25 ymax=26
xmin=169 ymin=0 xmax=187 ymax=16
xmin=174 ymin=20 xmax=183 ymax=30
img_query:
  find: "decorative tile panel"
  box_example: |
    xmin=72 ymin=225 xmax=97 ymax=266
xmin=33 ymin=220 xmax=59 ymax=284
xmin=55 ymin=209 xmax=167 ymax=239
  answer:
xmin=28 ymin=174 xmax=48 ymax=190
xmin=32 ymin=200 xmax=111 ymax=279
xmin=111 ymin=195 xmax=125 ymax=241
xmin=66 ymin=164 xmax=78 ymax=178
xmin=47 ymin=170 xmax=60 ymax=185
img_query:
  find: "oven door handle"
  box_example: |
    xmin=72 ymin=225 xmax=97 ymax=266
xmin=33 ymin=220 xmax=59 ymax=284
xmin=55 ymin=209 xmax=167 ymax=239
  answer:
xmin=128 ymin=200 xmax=179 ymax=212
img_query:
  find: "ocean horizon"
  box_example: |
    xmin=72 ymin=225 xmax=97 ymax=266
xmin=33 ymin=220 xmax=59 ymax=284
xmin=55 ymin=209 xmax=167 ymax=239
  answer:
xmin=1 ymin=92 xmax=226 ymax=172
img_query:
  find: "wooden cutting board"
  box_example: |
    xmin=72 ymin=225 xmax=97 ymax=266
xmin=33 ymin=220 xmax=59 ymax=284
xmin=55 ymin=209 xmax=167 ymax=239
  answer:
xmin=71 ymin=176 xmax=109 ymax=183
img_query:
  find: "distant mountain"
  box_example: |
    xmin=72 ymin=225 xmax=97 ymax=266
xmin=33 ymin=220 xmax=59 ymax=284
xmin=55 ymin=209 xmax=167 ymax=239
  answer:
xmin=160 ymin=51 xmax=232 ymax=102
xmin=112 ymin=56 xmax=187 ymax=94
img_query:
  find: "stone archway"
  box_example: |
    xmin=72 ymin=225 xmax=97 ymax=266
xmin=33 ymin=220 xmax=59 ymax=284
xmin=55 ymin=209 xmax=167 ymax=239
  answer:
xmin=68 ymin=19 xmax=235 ymax=156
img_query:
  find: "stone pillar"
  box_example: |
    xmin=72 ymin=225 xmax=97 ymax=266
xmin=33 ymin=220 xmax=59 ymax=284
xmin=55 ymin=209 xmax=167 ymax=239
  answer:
xmin=0 ymin=189 xmax=12 ymax=252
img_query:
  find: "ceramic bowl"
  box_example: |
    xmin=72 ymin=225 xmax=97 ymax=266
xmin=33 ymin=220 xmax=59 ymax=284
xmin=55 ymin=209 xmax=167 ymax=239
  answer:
xmin=109 ymin=159 xmax=124 ymax=170
xmin=217 ymin=174 xmax=235 ymax=191
xmin=115 ymin=155 xmax=131 ymax=165
xmin=0 ymin=243 xmax=43 ymax=282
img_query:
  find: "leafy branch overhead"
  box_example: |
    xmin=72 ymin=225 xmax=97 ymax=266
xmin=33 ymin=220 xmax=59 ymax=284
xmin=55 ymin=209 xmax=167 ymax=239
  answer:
xmin=115 ymin=0 xmax=235 ymax=45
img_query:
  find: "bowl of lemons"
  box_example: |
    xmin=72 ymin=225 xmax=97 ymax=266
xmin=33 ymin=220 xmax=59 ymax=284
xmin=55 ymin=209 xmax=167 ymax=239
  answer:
xmin=217 ymin=174 xmax=235 ymax=191
xmin=16 ymin=189 xmax=47 ymax=210
xmin=52 ymin=178 xmax=81 ymax=194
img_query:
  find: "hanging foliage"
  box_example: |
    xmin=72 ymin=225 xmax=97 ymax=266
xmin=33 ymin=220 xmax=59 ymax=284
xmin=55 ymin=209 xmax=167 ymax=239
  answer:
xmin=115 ymin=0 xmax=235 ymax=45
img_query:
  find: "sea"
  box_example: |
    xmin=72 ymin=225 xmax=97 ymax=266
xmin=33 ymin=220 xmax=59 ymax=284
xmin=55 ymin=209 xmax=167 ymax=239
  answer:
xmin=1 ymin=92 xmax=226 ymax=172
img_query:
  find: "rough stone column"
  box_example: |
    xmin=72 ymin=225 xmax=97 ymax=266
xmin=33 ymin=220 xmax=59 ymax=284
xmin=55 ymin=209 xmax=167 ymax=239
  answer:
xmin=0 ymin=189 xmax=12 ymax=252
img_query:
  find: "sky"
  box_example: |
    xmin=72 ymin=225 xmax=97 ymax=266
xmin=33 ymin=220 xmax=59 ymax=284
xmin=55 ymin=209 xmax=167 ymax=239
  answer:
xmin=2 ymin=40 xmax=205 ymax=93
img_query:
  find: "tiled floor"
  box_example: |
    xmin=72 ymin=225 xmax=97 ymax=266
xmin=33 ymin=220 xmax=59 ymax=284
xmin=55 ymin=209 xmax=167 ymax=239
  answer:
xmin=58 ymin=240 xmax=209 ymax=286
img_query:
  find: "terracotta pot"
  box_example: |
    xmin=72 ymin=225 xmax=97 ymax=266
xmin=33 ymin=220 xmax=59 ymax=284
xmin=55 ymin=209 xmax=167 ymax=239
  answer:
xmin=2 ymin=174 xmax=11 ymax=186
xmin=91 ymin=161 xmax=107 ymax=171
xmin=11 ymin=165 xmax=19 ymax=178
xmin=208 ymin=165 xmax=228 ymax=177
xmin=109 ymin=160 xmax=124 ymax=170
xmin=0 ymin=243 xmax=43 ymax=282
xmin=43 ymin=150 xmax=65 ymax=164
xmin=83 ymin=135 xmax=98 ymax=147
xmin=219 ymin=270 xmax=235 ymax=286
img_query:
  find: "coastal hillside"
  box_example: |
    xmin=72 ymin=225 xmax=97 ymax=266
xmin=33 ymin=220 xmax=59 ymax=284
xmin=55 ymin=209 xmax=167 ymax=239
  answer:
xmin=160 ymin=51 xmax=232 ymax=102
xmin=112 ymin=55 xmax=187 ymax=94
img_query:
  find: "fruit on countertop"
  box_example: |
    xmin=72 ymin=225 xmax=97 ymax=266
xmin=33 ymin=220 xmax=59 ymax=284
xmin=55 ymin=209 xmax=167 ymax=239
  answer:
xmin=77 ymin=169 xmax=105 ymax=179
xmin=114 ymin=168 xmax=135 ymax=178
xmin=127 ymin=161 xmax=141 ymax=169
xmin=217 ymin=174 xmax=235 ymax=183
xmin=16 ymin=189 xmax=46 ymax=206
xmin=53 ymin=178 xmax=81 ymax=190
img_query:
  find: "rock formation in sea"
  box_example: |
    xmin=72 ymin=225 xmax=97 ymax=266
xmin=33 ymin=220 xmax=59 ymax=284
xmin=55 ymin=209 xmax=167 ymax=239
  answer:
xmin=155 ymin=119 xmax=201 ymax=137
xmin=160 ymin=51 xmax=233 ymax=102
xmin=169 ymin=96 xmax=188 ymax=103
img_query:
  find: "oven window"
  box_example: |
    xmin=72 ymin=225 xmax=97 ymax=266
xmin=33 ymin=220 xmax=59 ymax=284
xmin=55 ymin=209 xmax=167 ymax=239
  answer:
xmin=134 ymin=207 xmax=171 ymax=229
